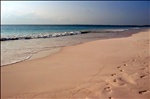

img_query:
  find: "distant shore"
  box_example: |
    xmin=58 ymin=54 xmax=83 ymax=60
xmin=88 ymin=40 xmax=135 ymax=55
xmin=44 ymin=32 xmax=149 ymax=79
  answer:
xmin=1 ymin=28 xmax=150 ymax=99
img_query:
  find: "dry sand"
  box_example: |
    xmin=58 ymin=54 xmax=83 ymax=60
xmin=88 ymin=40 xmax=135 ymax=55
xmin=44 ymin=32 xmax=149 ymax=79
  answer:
xmin=1 ymin=29 xmax=150 ymax=99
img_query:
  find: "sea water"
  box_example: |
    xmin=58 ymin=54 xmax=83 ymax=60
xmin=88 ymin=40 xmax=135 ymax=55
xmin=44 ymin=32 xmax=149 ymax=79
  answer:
xmin=1 ymin=25 xmax=145 ymax=66
xmin=1 ymin=25 xmax=140 ymax=41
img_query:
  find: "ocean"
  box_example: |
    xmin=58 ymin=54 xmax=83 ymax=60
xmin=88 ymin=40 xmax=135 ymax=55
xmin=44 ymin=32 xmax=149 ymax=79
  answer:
xmin=1 ymin=25 xmax=142 ymax=41
xmin=1 ymin=25 xmax=147 ymax=66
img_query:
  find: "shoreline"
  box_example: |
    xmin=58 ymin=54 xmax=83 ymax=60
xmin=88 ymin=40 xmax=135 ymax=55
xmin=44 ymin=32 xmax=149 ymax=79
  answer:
xmin=1 ymin=28 xmax=150 ymax=99
xmin=19 ymin=28 xmax=150 ymax=62
xmin=0 ymin=27 xmax=147 ymax=42
xmin=1 ymin=28 xmax=148 ymax=67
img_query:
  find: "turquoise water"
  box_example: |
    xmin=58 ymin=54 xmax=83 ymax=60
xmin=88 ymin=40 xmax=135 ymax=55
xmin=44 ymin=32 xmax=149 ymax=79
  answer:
xmin=1 ymin=25 xmax=144 ymax=41
xmin=1 ymin=25 xmax=141 ymax=36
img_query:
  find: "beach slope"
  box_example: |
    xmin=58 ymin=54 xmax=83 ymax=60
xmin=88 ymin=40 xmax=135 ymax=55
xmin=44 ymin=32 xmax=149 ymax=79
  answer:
xmin=1 ymin=29 xmax=150 ymax=99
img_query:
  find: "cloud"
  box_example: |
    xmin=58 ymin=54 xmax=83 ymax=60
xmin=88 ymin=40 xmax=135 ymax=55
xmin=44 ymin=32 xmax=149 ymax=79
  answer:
xmin=1 ymin=10 xmax=67 ymax=24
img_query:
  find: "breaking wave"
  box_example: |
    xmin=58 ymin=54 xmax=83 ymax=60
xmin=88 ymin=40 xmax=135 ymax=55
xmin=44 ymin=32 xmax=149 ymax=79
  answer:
xmin=0 ymin=28 xmax=137 ymax=41
xmin=1 ymin=31 xmax=83 ymax=41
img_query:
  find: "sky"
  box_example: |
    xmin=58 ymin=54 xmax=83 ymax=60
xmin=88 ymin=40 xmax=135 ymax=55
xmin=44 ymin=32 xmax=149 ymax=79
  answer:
xmin=1 ymin=1 xmax=150 ymax=25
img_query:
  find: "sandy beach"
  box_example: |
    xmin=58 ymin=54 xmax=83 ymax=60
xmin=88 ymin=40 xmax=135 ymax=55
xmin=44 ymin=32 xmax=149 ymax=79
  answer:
xmin=1 ymin=29 xmax=150 ymax=99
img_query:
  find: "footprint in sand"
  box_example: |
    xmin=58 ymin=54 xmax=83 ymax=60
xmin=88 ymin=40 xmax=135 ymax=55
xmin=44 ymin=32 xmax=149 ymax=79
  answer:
xmin=139 ymin=90 xmax=148 ymax=94
xmin=103 ymin=86 xmax=112 ymax=92
xmin=140 ymin=75 xmax=146 ymax=78
xmin=123 ymin=64 xmax=127 ymax=66
xmin=120 ymin=69 xmax=124 ymax=72
xmin=109 ymin=97 xmax=112 ymax=99
xmin=113 ymin=79 xmax=117 ymax=82
xmin=111 ymin=73 xmax=116 ymax=76
xmin=140 ymin=68 xmax=145 ymax=70
xmin=113 ymin=78 xmax=126 ymax=86
xmin=132 ymin=58 xmax=136 ymax=62
xmin=117 ymin=66 xmax=121 ymax=69
xmin=105 ymin=77 xmax=128 ymax=88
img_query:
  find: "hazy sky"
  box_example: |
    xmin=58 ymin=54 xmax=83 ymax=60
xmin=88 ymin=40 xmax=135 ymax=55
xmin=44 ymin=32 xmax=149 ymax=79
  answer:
xmin=1 ymin=1 xmax=150 ymax=25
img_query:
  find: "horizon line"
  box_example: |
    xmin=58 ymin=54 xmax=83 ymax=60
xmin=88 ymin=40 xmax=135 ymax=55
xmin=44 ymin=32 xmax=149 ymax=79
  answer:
xmin=1 ymin=24 xmax=150 ymax=26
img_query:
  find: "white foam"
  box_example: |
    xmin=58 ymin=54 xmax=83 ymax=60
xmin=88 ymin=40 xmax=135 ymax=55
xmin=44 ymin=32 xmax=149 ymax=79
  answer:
xmin=1 ymin=31 xmax=81 ymax=41
xmin=104 ymin=29 xmax=129 ymax=32
xmin=133 ymin=27 xmax=140 ymax=29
